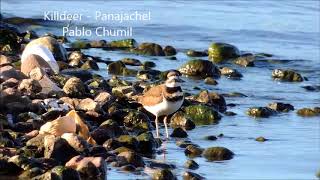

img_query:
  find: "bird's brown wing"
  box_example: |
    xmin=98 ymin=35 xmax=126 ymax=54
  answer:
xmin=139 ymin=85 xmax=164 ymax=106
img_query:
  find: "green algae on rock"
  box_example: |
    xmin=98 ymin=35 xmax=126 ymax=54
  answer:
xmin=152 ymin=168 xmax=176 ymax=180
xmin=185 ymin=105 xmax=221 ymax=125
xmin=179 ymin=59 xmax=220 ymax=78
xmin=297 ymin=107 xmax=320 ymax=117
xmin=0 ymin=29 xmax=20 ymax=53
xmin=131 ymin=42 xmax=165 ymax=56
xmin=109 ymin=38 xmax=137 ymax=49
xmin=208 ymin=42 xmax=240 ymax=63
xmin=247 ymin=107 xmax=277 ymax=118
xmin=202 ymin=146 xmax=234 ymax=161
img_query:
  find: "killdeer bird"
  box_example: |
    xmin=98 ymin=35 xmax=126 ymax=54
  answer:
xmin=138 ymin=70 xmax=184 ymax=138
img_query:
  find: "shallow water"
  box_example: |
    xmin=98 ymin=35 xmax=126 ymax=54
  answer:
xmin=2 ymin=0 xmax=320 ymax=179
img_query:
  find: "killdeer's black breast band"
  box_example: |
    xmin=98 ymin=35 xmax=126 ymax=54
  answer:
xmin=165 ymin=86 xmax=182 ymax=93
xmin=166 ymin=95 xmax=184 ymax=102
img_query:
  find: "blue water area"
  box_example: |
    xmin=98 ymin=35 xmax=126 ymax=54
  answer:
xmin=2 ymin=0 xmax=320 ymax=179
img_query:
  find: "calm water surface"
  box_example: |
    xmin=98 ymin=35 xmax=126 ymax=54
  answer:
xmin=2 ymin=0 xmax=320 ymax=179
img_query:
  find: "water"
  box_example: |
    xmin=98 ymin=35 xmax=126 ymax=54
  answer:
xmin=2 ymin=0 xmax=320 ymax=179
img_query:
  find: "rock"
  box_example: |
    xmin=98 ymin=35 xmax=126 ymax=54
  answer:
xmin=170 ymin=127 xmax=188 ymax=138
xmin=255 ymin=136 xmax=268 ymax=142
xmin=121 ymin=58 xmax=142 ymax=66
xmin=123 ymin=110 xmax=151 ymax=133
xmin=61 ymin=69 xmax=93 ymax=82
xmin=48 ymin=165 xmax=81 ymax=180
xmin=234 ymin=54 xmax=255 ymax=67
xmin=208 ymin=42 xmax=240 ymax=63
xmin=194 ymin=90 xmax=227 ymax=112
xmin=186 ymin=50 xmax=207 ymax=57
xmin=184 ymin=145 xmax=203 ymax=158
xmin=136 ymin=132 xmax=158 ymax=154
xmin=63 ymin=77 xmax=86 ymax=98
xmin=184 ymin=159 xmax=199 ymax=170
xmin=61 ymin=133 xmax=89 ymax=153
xmin=76 ymin=98 xmax=100 ymax=112
xmin=132 ymin=42 xmax=165 ymax=56
xmin=94 ymin=91 xmax=113 ymax=108
xmin=103 ymin=139 xmax=121 ymax=151
xmin=18 ymin=79 xmax=42 ymax=95
xmin=117 ymin=135 xmax=139 ymax=150
xmin=204 ymin=135 xmax=217 ymax=141
xmin=0 ymin=65 xmax=26 ymax=80
xmin=0 ymin=28 xmax=20 ymax=53
xmin=220 ymin=67 xmax=243 ymax=79
xmin=0 ymin=54 xmax=12 ymax=66
xmin=71 ymin=40 xmax=90 ymax=49
xmin=137 ymin=69 xmax=162 ymax=80
xmin=302 ymin=85 xmax=320 ymax=92
xmin=0 ymin=159 xmax=22 ymax=175
xmin=86 ymin=77 xmax=111 ymax=93
xmin=143 ymin=61 xmax=156 ymax=69
xmin=68 ymin=51 xmax=84 ymax=67
xmin=91 ymin=120 xmax=125 ymax=144
xmin=202 ymin=146 xmax=234 ymax=161
xmin=297 ymin=107 xmax=320 ymax=117
xmin=247 ymin=107 xmax=277 ymax=118
xmin=1 ymin=78 xmax=19 ymax=88
xmin=224 ymin=111 xmax=237 ymax=116
xmin=163 ymin=46 xmax=177 ymax=56
xmin=152 ymin=169 xmax=176 ymax=180
xmin=44 ymin=135 xmax=79 ymax=164
xmin=120 ymin=164 xmax=136 ymax=172
xmin=81 ymin=60 xmax=99 ymax=70
xmin=19 ymin=167 xmax=44 ymax=179
xmin=108 ymin=61 xmax=137 ymax=76
xmin=182 ymin=171 xmax=204 ymax=180
xmin=267 ymin=102 xmax=294 ymax=112
xmin=112 ymin=85 xmax=137 ymax=98
xmin=272 ymin=69 xmax=303 ymax=82
xmin=109 ymin=39 xmax=137 ymax=49
xmin=65 ymin=155 xmax=106 ymax=178
xmin=90 ymin=40 xmax=107 ymax=48
xmin=26 ymin=134 xmax=46 ymax=150
xmin=117 ymin=151 xmax=145 ymax=167
xmin=113 ymin=146 xmax=134 ymax=154
xmin=204 ymin=77 xmax=218 ymax=85
xmin=185 ymin=105 xmax=221 ymax=125
xmin=26 ymin=36 xmax=67 ymax=61
xmin=179 ymin=59 xmax=220 ymax=78
xmin=170 ymin=111 xmax=195 ymax=130
xmin=176 ymin=140 xmax=194 ymax=148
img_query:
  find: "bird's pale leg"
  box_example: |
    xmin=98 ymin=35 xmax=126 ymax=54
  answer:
xmin=164 ymin=116 xmax=169 ymax=139
xmin=155 ymin=115 xmax=159 ymax=138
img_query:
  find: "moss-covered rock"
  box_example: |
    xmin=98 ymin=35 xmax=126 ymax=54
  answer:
xmin=186 ymin=50 xmax=207 ymax=57
xmin=272 ymin=69 xmax=303 ymax=82
xmin=0 ymin=29 xmax=20 ymax=53
xmin=185 ymin=105 xmax=221 ymax=125
xmin=121 ymin=58 xmax=142 ymax=66
xmin=194 ymin=90 xmax=227 ymax=112
xmin=143 ymin=61 xmax=156 ymax=69
xmin=109 ymin=38 xmax=137 ymax=49
xmin=170 ymin=127 xmax=188 ymax=138
xmin=49 ymin=165 xmax=80 ymax=180
xmin=184 ymin=159 xmax=199 ymax=170
xmin=234 ymin=54 xmax=255 ymax=67
xmin=152 ymin=169 xmax=176 ymax=180
xmin=179 ymin=59 xmax=220 ymax=78
xmin=163 ymin=46 xmax=177 ymax=56
xmin=108 ymin=61 xmax=137 ymax=76
xmin=123 ymin=110 xmax=151 ymax=133
xmin=297 ymin=107 xmax=320 ymax=117
xmin=247 ymin=107 xmax=277 ymax=118
xmin=220 ymin=67 xmax=243 ymax=79
xmin=204 ymin=77 xmax=218 ymax=85
xmin=182 ymin=171 xmax=204 ymax=180
xmin=170 ymin=111 xmax=195 ymax=130
xmin=255 ymin=136 xmax=268 ymax=142
xmin=202 ymin=146 xmax=234 ymax=161
xmin=136 ymin=132 xmax=158 ymax=154
xmin=208 ymin=42 xmax=240 ymax=63
xmin=71 ymin=40 xmax=90 ymax=49
xmin=117 ymin=151 xmax=145 ymax=167
xmin=131 ymin=42 xmax=165 ymax=56
xmin=184 ymin=145 xmax=203 ymax=158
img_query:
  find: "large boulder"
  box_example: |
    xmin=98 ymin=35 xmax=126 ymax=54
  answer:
xmin=179 ymin=59 xmax=220 ymax=78
xmin=25 ymin=36 xmax=67 ymax=61
xmin=208 ymin=42 xmax=240 ymax=63
xmin=184 ymin=105 xmax=221 ymax=125
xmin=202 ymin=146 xmax=234 ymax=161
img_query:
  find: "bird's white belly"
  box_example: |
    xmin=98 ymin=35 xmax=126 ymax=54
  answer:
xmin=144 ymin=97 xmax=184 ymax=117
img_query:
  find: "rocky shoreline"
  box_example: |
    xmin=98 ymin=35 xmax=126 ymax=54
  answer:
xmin=1 ymin=17 xmax=320 ymax=180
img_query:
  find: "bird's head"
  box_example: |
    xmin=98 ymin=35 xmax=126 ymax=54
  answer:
xmin=165 ymin=70 xmax=184 ymax=88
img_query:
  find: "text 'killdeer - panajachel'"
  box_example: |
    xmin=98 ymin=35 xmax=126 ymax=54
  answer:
xmin=138 ymin=70 xmax=184 ymax=138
